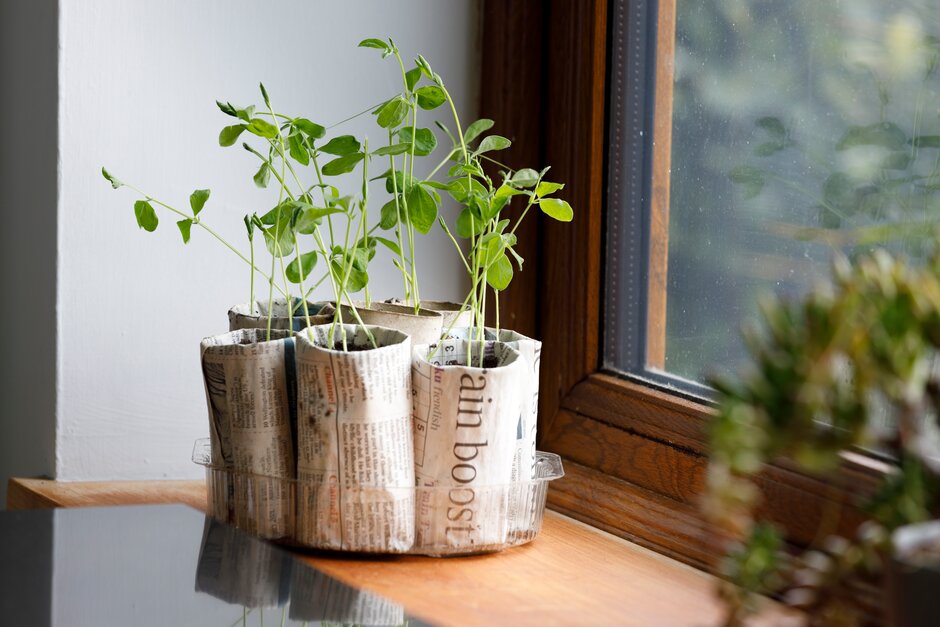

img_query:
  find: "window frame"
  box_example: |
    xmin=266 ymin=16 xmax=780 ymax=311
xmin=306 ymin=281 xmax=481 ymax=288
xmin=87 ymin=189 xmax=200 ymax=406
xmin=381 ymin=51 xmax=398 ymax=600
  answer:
xmin=481 ymin=0 xmax=888 ymax=573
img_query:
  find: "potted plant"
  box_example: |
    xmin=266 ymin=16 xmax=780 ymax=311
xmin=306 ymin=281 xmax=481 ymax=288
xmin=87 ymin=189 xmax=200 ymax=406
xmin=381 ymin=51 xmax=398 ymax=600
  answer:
xmin=704 ymin=246 xmax=940 ymax=626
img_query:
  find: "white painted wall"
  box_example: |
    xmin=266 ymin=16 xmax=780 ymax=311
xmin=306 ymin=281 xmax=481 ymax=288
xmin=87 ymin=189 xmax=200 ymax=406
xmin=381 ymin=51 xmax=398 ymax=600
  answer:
xmin=54 ymin=1 xmax=479 ymax=481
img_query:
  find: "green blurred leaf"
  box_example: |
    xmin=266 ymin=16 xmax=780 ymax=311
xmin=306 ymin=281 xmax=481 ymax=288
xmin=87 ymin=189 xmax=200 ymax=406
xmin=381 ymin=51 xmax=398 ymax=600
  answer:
xmin=286 ymin=251 xmax=318 ymax=283
xmin=464 ymin=119 xmax=494 ymax=144
xmin=510 ymin=168 xmax=540 ymax=187
xmin=189 ymin=189 xmax=210 ymax=216
xmin=288 ymin=133 xmax=310 ymax=165
xmin=253 ymin=163 xmax=271 ymax=188
xmin=322 ymin=153 xmax=364 ymax=176
xmin=476 ymin=135 xmax=511 ymax=154
xmin=729 ymin=166 xmax=766 ymax=199
xmin=376 ymin=97 xmax=410 ymax=129
xmin=373 ymin=143 xmax=411 ymax=156
xmin=380 ymin=198 xmax=400 ymax=230
xmin=246 ymin=118 xmax=278 ymax=139
xmin=399 ymin=127 xmax=437 ymax=156
xmin=836 ymin=122 xmax=906 ymax=151
xmin=486 ymin=254 xmax=513 ymax=290
xmin=133 ymin=200 xmax=158 ymax=232
xmin=415 ymin=86 xmax=446 ymax=110
xmin=456 ymin=206 xmax=484 ymax=238
xmin=176 ymin=218 xmax=193 ymax=243
xmin=219 ymin=124 xmax=246 ymax=147
xmin=756 ymin=117 xmax=787 ymax=139
xmin=538 ymin=197 xmax=573 ymax=221
xmin=407 ymin=184 xmax=438 ymax=234
xmin=320 ymin=135 xmax=361 ymax=156
xmin=536 ymin=181 xmax=564 ymax=197
xmin=294 ymin=118 xmax=325 ymax=139
xmin=405 ymin=67 xmax=422 ymax=92
xmin=358 ymin=38 xmax=389 ymax=50
xmin=372 ymin=236 xmax=401 ymax=256
xmin=101 ymin=167 xmax=123 ymax=189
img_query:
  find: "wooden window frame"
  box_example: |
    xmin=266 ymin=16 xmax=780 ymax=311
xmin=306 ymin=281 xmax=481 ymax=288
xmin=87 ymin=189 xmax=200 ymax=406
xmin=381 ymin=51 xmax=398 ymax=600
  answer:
xmin=481 ymin=0 xmax=887 ymax=573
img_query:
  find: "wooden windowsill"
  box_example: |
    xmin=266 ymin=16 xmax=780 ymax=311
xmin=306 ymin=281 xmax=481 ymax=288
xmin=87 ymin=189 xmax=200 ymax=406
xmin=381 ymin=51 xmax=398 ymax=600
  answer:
xmin=6 ymin=478 xmax=797 ymax=626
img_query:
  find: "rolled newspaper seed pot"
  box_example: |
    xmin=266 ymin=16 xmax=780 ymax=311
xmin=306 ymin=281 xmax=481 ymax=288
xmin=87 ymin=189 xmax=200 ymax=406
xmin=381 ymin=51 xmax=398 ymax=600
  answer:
xmin=293 ymin=324 xmax=415 ymax=552
xmin=420 ymin=300 xmax=474 ymax=333
xmin=228 ymin=298 xmax=332 ymax=332
xmin=323 ymin=301 xmax=444 ymax=346
xmin=200 ymin=328 xmax=297 ymax=539
xmin=411 ymin=339 xmax=526 ymax=553
xmin=195 ymin=517 xmax=291 ymax=608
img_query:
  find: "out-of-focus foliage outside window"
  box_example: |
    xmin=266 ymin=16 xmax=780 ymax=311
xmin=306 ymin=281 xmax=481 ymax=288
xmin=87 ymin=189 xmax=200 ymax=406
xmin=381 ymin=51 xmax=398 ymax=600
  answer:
xmin=662 ymin=0 xmax=940 ymax=384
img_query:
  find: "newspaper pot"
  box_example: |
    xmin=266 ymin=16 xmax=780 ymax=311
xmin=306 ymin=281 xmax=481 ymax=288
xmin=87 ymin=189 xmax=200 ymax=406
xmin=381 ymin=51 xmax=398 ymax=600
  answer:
xmin=323 ymin=301 xmax=444 ymax=346
xmin=419 ymin=300 xmax=474 ymax=332
xmin=228 ymin=297 xmax=332 ymax=332
xmin=886 ymin=521 xmax=940 ymax=627
xmin=200 ymin=328 xmax=297 ymax=539
xmin=411 ymin=338 xmax=528 ymax=553
xmin=293 ymin=324 xmax=415 ymax=552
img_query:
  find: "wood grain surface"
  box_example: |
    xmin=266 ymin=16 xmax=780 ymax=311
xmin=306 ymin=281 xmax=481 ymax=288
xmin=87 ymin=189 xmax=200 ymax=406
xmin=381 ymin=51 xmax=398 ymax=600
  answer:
xmin=6 ymin=477 xmax=799 ymax=626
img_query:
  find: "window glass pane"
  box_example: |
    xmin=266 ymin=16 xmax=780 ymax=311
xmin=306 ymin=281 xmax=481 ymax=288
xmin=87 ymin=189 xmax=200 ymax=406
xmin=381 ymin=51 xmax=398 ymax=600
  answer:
xmin=658 ymin=0 xmax=940 ymax=385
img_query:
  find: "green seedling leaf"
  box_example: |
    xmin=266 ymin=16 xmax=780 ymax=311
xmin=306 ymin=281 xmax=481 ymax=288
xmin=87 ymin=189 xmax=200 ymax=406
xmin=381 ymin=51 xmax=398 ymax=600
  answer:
xmin=447 ymin=177 xmax=487 ymax=203
xmin=508 ymin=246 xmax=525 ymax=271
xmin=376 ymin=96 xmax=410 ymax=128
xmin=243 ymin=215 xmax=255 ymax=239
xmin=380 ymin=198 xmax=400 ymax=230
xmin=331 ymin=260 xmax=368 ymax=292
xmin=456 ymin=206 xmax=485 ymax=238
xmin=476 ymin=135 xmax=511 ymax=154
xmin=294 ymin=118 xmax=325 ymax=139
xmin=423 ymin=180 xmax=451 ymax=191
xmin=407 ymin=184 xmax=438 ymax=234
xmin=320 ymin=135 xmax=361 ymax=156
xmin=756 ymin=117 xmax=787 ymax=139
xmin=246 ymin=118 xmax=278 ymax=138
xmin=189 ymin=189 xmax=210 ymax=216
xmin=448 ymin=162 xmax=484 ymax=178
xmin=253 ymin=163 xmax=270 ymax=188
xmin=176 ymin=218 xmax=193 ymax=243
xmin=219 ymin=124 xmax=247 ymax=147
xmin=259 ymin=83 xmax=271 ymax=108
xmin=286 ymin=251 xmax=318 ymax=283
xmin=399 ymin=127 xmax=437 ymax=156
xmin=511 ymin=168 xmax=540 ymax=187
xmin=729 ymin=166 xmax=765 ymax=199
xmin=536 ymin=181 xmax=564 ymax=197
xmin=486 ymin=195 xmax=512 ymax=221
xmin=216 ymin=101 xmax=255 ymax=122
xmin=405 ymin=67 xmax=422 ymax=92
xmin=373 ymin=143 xmax=411 ymax=157
xmin=415 ymin=55 xmax=433 ymax=79
xmin=539 ymin=197 xmax=574 ymax=221
xmin=296 ymin=207 xmax=345 ymax=234
xmin=372 ymin=236 xmax=401 ymax=256
xmin=434 ymin=120 xmax=455 ymax=145
xmin=415 ymin=86 xmax=446 ymax=110
xmin=288 ymin=133 xmax=310 ymax=165
xmin=134 ymin=200 xmax=159 ymax=232
xmin=837 ymin=122 xmax=907 ymax=151
xmin=486 ymin=254 xmax=513 ymax=291
xmin=385 ymin=170 xmax=414 ymax=194
xmin=495 ymin=184 xmax=527 ymax=200
xmin=358 ymin=38 xmax=390 ymax=51
xmin=322 ymin=153 xmax=364 ymax=176
xmin=101 ymin=167 xmax=123 ymax=189
xmin=464 ymin=119 xmax=494 ymax=144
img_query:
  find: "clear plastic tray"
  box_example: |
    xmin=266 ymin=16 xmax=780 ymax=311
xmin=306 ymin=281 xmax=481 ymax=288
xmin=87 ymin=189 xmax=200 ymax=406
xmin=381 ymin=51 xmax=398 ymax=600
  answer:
xmin=192 ymin=439 xmax=564 ymax=556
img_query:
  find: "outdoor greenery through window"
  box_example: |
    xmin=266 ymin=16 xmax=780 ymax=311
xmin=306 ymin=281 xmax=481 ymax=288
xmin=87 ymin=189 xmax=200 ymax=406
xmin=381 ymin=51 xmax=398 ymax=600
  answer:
xmin=639 ymin=0 xmax=940 ymax=387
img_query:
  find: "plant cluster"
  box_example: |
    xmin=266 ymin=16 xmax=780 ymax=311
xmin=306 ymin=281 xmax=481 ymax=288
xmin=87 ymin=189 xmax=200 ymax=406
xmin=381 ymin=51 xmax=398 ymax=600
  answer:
xmin=705 ymin=246 xmax=940 ymax=625
xmin=103 ymin=37 xmax=572 ymax=353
